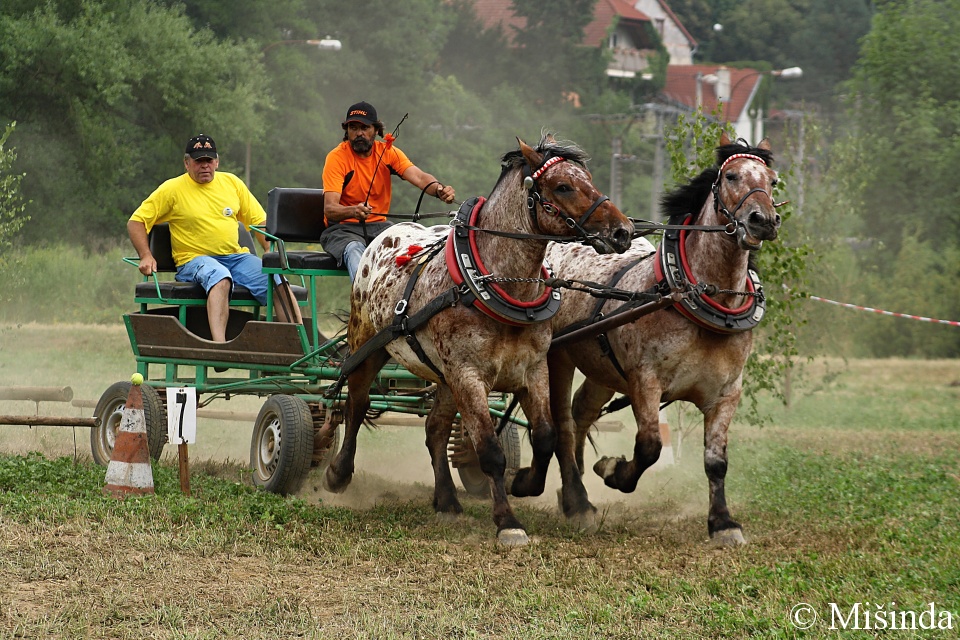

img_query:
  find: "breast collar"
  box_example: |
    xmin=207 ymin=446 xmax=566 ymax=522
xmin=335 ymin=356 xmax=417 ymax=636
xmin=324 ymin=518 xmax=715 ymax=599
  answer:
xmin=445 ymin=196 xmax=561 ymax=326
xmin=654 ymin=214 xmax=765 ymax=334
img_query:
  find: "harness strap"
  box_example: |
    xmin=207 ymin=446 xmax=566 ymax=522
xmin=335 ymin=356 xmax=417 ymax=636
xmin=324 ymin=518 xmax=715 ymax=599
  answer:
xmin=587 ymin=255 xmax=649 ymax=379
xmin=339 ymin=242 xmax=455 ymax=381
xmin=395 ymin=244 xmax=448 ymax=380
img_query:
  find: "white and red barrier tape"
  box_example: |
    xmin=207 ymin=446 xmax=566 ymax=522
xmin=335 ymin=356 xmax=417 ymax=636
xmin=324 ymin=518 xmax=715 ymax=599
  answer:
xmin=809 ymin=296 xmax=960 ymax=328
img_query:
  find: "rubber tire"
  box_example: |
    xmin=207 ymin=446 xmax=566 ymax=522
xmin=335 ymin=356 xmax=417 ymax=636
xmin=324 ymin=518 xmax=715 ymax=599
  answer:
xmin=250 ymin=395 xmax=314 ymax=496
xmin=458 ymin=420 xmax=522 ymax=498
xmin=91 ymin=381 xmax=167 ymax=466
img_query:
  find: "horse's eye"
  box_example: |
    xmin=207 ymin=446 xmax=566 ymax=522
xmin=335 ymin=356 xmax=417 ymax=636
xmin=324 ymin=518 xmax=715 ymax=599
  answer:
xmin=554 ymin=183 xmax=574 ymax=194
xmin=725 ymin=172 xmax=738 ymax=182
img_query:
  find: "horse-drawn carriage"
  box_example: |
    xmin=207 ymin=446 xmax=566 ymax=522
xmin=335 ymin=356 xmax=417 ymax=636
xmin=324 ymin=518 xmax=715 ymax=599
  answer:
xmin=91 ymin=185 xmax=522 ymax=497
xmin=92 ymin=133 xmax=782 ymax=546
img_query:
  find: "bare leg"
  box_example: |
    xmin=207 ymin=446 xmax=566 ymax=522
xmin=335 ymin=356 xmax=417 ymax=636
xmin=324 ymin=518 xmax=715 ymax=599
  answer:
xmin=272 ymin=279 xmax=303 ymax=324
xmin=206 ymin=279 xmax=231 ymax=342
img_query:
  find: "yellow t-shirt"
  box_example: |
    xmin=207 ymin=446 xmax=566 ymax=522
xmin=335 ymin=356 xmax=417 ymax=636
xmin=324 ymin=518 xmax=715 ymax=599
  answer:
xmin=130 ymin=172 xmax=266 ymax=267
xmin=321 ymin=140 xmax=414 ymax=225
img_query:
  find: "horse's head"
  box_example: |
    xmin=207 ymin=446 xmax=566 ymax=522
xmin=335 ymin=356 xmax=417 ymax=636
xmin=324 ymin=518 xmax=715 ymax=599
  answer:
xmin=713 ymin=132 xmax=781 ymax=251
xmin=506 ymin=136 xmax=632 ymax=254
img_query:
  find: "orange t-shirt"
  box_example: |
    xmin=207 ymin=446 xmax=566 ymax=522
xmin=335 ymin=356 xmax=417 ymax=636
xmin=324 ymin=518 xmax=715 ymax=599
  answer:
xmin=321 ymin=140 xmax=414 ymax=225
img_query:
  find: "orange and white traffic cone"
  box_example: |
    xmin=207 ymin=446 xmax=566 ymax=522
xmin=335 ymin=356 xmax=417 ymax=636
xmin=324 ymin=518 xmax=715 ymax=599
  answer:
xmin=103 ymin=375 xmax=155 ymax=498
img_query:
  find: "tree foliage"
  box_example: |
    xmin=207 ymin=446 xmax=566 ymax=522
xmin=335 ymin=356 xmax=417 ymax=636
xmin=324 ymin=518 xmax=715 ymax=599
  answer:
xmin=0 ymin=122 xmax=28 ymax=257
xmin=0 ymin=0 xmax=270 ymax=244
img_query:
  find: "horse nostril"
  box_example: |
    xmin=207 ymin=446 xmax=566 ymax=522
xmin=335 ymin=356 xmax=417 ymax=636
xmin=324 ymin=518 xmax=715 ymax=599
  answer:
xmin=774 ymin=213 xmax=782 ymax=227
xmin=748 ymin=211 xmax=765 ymax=226
xmin=614 ymin=227 xmax=631 ymax=248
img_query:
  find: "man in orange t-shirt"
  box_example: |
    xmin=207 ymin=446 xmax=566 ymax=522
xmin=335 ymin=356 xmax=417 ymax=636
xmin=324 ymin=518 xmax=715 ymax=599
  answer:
xmin=321 ymin=101 xmax=456 ymax=279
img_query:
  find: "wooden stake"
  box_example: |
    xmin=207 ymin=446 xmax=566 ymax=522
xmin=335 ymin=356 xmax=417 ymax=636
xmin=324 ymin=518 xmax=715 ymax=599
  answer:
xmin=178 ymin=442 xmax=191 ymax=496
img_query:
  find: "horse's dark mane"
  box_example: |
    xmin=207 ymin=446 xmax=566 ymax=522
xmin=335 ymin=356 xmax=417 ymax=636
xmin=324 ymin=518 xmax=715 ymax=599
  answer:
xmin=497 ymin=134 xmax=590 ymax=185
xmin=660 ymin=139 xmax=775 ymax=223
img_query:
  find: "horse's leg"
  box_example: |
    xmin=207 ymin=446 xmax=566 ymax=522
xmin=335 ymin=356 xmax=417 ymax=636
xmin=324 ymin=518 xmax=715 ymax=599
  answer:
xmin=592 ymin=373 xmax=662 ymax=493
xmin=424 ymin=384 xmax=462 ymax=518
xmin=449 ymin=376 xmax=528 ymax=546
xmin=323 ymin=350 xmax=390 ymax=493
xmin=548 ymin=349 xmax=597 ymax=529
xmin=509 ymin=365 xmax=557 ymax=498
xmin=703 ymin=393 xmax=745 ymax=545
xmin=571 ymin=378 xmax=615 ymax=476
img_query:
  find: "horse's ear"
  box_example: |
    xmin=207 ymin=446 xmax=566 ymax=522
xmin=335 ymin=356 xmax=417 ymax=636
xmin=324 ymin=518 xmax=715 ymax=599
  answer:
xmin=719 ymin=131 xmax=732 ymax=146
xmin=518 ymin=138 xmax=543 ymax=168
xmin=757 ymin=138 xmax=772 ymax=152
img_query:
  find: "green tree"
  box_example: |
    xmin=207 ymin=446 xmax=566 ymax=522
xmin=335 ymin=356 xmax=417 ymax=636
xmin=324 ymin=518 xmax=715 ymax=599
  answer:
xmin=841 ymin=0 xmax=960 ymax=255
xmin=508 ymin=0 xmax=609 ymax=105
xmin=0 ymin=122 xmax=28 ymax=256
xmin=0 ymin=0 xmax=270 ymax=243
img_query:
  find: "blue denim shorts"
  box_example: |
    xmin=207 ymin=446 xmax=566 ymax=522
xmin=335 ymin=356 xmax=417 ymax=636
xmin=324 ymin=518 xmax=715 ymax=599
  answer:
xmin=176 ymin=253 xmax=277 ymax=305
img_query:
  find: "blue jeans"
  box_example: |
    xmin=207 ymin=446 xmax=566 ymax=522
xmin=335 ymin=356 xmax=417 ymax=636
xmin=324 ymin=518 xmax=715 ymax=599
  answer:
xmin=343 ymin=241 xmax=366 ymax=281
xmin=176 ymin=253 xmax=277 ymax=304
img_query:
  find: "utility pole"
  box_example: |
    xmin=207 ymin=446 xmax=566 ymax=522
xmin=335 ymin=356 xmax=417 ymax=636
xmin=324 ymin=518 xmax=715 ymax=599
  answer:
xmin=610 ymin=135 xmax=623 ymax=206
xmin=650 ymin=108 xmax=665 ymax=220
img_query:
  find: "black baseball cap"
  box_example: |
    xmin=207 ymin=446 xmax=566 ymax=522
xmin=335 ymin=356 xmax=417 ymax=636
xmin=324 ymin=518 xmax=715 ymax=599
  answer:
xmin=343 ymin=101 xmax=377 ymax=126
xmin=185 ymin=134 xmax=218 ymax=160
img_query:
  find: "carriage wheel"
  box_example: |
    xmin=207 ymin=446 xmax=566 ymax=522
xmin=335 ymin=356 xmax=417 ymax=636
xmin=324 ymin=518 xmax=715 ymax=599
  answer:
xmin=456 ymin=420 xmax=521 ymax=498
xmin=250 ymin=395 xmax=314 ymax=496
xmin=91 ymin=381 xmax=167 ymax=466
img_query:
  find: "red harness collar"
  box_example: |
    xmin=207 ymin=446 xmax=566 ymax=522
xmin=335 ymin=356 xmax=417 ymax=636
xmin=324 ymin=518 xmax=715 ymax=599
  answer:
xmin=445 ymin=197 xmax=561 ymax=326
xmin=654 ymin=214 xmax=765 ymax=334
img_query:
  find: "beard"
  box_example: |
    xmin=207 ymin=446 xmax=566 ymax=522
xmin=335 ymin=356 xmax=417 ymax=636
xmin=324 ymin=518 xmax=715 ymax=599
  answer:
xmin=350 ymin=135 xmax=373 ymax=155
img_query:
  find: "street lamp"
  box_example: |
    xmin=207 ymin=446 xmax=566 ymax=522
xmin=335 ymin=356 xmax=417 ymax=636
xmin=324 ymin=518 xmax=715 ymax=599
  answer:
xmin=261 ymin=38 xmax=343 ymax=55
xmin=245 ymin=37 xmax=343 ymax=185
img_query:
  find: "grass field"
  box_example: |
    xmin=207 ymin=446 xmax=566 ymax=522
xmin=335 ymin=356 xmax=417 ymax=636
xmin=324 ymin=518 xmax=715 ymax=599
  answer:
xmin=0 ymin=323 xmax=958 ymax=638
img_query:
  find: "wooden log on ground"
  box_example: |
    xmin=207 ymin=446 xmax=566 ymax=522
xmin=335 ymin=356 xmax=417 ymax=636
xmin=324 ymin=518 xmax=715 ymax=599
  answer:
xmin=0 ymin=415 xmax=99 ymax=428
xmin=0 ymin=386 xmax=74 ymax=403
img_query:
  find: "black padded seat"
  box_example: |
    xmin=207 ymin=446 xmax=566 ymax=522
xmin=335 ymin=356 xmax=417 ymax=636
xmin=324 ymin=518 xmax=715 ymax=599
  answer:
xmin=261 ymin=187 xmax=348 ymax=274
xmin=136 ymin=222 xmax=307 ymax=302
xmin=134 ymin=280 xmax=306 ymax=302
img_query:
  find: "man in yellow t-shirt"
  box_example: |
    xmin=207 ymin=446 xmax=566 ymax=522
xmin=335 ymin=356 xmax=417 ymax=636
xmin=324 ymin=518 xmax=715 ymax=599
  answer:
xmin=321 ymin=101 xmax=457 ymax=279
xmin=128 ymin=134 xmax=301 ymax=342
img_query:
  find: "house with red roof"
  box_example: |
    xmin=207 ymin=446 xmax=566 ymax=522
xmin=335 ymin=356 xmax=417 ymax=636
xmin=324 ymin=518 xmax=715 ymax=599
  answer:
xmin=469 ymin=0 xmax=664 ymax=79
xmin=467 ymin=1 xmax=781 ymax=141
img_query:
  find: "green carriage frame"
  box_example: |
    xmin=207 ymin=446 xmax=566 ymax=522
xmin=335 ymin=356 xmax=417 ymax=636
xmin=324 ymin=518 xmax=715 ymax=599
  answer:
xmin=93 ymin=188 xmax=522 ymax=496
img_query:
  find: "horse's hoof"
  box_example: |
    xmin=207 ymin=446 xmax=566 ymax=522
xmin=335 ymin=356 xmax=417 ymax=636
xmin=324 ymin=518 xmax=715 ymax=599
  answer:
xmin=709 ymin=528 xmax=746 ymax=547
xmin=568 ymin=508 xmax=599 ymax=534
xmin=497 ymin=528 xmax=529 ymax=547
xmin=322 ymin=470 xmax=350 ymax=494
xmin=593 ymin=456 xmax=622 ymax=480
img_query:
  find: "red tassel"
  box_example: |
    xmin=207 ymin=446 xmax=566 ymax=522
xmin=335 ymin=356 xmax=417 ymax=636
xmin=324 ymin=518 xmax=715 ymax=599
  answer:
xmin=407 ymin=244 xmax=423 ymax=255
xmin=395 ymin=255 xmax=412 ymax=267
xmin=384 ymin=133 xmax=395 ymax=150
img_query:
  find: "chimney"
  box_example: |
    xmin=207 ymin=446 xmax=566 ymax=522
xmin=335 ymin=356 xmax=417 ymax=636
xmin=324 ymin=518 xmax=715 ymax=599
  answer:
xmin=716 ymin=66 xmax=731 ymax=103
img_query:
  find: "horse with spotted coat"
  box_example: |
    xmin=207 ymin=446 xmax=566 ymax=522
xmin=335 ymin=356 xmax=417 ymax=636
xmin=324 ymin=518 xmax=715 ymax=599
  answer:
xmin=324 ymin=136 xmax=633 ymax=546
